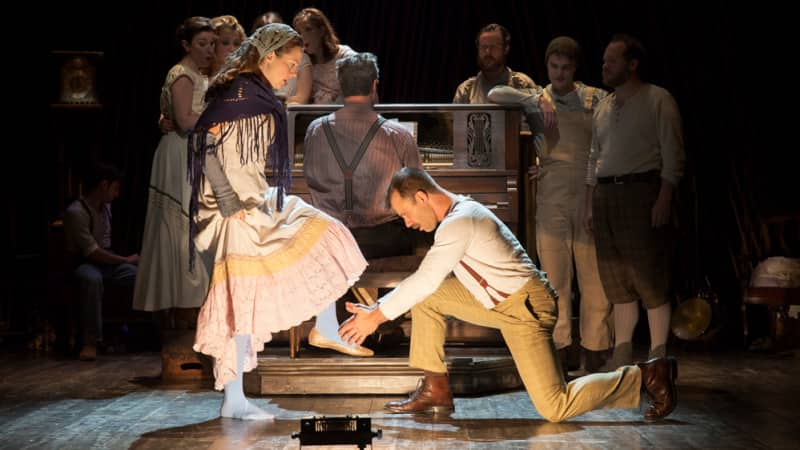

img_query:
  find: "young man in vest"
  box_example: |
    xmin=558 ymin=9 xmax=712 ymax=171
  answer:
xmin=489 ymin=36 xmax=613 ymax=375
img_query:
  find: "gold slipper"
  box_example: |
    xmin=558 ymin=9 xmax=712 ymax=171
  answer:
xmin=308 ymin=328 xmax=374 ymax=357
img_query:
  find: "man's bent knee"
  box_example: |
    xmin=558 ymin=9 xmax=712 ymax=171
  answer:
xmin=538 ymin=408 xmax=570 ymax=423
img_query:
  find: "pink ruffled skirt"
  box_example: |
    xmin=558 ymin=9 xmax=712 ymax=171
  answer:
xmin=193 ymin=195 xmax=367 ymax=389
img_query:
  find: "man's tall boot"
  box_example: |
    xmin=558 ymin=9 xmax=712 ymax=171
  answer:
xmin=385 ymin=371 xmax=454 ymax=414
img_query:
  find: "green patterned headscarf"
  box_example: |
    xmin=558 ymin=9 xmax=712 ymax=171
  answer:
xmin=250 ymin=23 xmax=299 ymax=58
xmin=225 ymin=23 xmax=299 ymax=67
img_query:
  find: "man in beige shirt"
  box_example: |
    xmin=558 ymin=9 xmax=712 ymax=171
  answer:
xmin=339 ymin=167 xmax=678 ymax=422
xmin=585 ymin=34 xmax=685 ymax=369
xmin=453 ymin=23 xmax=537 ymax=104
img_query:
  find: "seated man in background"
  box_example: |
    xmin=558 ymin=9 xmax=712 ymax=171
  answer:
xmin=63 ymin=162 xmax=139 ymax=361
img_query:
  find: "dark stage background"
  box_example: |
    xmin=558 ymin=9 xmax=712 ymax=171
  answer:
xmin=4 ymin=1 xmax=795 ymax=344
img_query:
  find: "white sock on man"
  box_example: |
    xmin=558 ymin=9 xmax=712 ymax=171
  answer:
xmin=647 ymin=302 xmax=671 ymax=357
xmin=595 ymin=301 xmax=637 ymax=369
xmin=220 ymin=334 xmax=274 ymax=420
xmin=613 ymin=301 xmax=639 ymax=347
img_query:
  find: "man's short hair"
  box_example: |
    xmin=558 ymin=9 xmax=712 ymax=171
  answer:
xmin=385 ymin=167 xmax=439 ymax=207
xmin=84 ymin=162 xmax=122 ymax=191
xmin=476 ymin=23 xmax=510 ymax=48
xmin=337 ymin=52 xmax=379 ymax=97
xmin=544 ymin=36 xmax=581 ymax=67
xmin=610 ymin=33 xmax=647 ymax=75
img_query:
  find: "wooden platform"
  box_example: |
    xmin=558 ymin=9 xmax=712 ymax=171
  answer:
xmin=3 ymin=346 xmax=799 ymax=449
xmin=245 ymin=350 xmax=521 ymax=395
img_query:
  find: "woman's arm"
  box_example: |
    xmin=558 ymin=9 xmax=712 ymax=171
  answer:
xmin=170 ymin=75 xmax=201 ymax=133
xmin=204 ymin=146 xmax=244 ymax=217
xmin=287 ymin=64 xmax=312 ymax=105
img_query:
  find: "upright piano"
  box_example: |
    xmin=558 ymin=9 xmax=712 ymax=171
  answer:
xmin=284 ymin=103 xmax=531 ymax=244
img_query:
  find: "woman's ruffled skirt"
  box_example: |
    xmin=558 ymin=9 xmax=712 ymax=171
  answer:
xmin=193 ymin=197 xmax=367 ymax=390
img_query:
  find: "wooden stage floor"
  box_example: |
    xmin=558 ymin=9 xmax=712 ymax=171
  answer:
xmin=1 ymin=346 xmax=798 ymax=449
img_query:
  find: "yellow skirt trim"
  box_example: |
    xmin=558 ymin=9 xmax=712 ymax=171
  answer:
xmin=209 ymin=215 xmax=329 ymax=284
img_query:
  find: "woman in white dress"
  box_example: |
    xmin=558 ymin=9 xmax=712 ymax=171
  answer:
xmin=187 ymin=23 xmax=369 ymax=420
xmin=133 ymin=17 xmax=214 ymax=314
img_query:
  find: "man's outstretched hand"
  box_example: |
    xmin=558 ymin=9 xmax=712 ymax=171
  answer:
xmin=339 ymin=302 xmax=388 ymax=345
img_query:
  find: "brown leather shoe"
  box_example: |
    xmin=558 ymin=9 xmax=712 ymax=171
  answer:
xmin=637 ymin=357 xmax=678 ymax=420
xmin=385 ymin=373 xmax=454 ymax=414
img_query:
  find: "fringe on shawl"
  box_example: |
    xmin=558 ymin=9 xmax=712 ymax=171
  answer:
xmin=186 ymin=110 xmax=291 ymax=271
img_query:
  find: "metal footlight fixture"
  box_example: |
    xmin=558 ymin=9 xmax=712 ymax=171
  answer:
xmin=292 ymin=415 xmax=381 ymax=449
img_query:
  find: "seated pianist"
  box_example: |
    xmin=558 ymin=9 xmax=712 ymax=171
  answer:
xmin=302 ymin=52 xmax=431 ymax=355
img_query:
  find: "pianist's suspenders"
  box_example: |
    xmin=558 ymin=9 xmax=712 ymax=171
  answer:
xmin=321 ymin=116 xmax=387 ymax=212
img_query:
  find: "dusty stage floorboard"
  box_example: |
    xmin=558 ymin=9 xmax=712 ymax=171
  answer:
xmin=1 ymin=346 xmax=798 ymax=449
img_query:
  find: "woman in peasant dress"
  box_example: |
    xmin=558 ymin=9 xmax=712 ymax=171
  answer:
xmin=187 ymin=23 xmax=368 ymax=420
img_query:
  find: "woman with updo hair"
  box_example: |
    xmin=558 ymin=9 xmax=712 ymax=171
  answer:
xmin=210 ymin=15 xmax=245 ymax=76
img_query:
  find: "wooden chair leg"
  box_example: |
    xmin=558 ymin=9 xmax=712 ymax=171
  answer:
xmin=352 ymin=287 xmax=378 ymax=305
xmin=741 ymin=303 xmax=749 ymax=346
xmin=289 ymin=326 xmax=299 ymax=359
xmin=294 ymin=327 xmax=301 ymax=357
xmin=771 ymin=306 xmax=789 ymax=350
